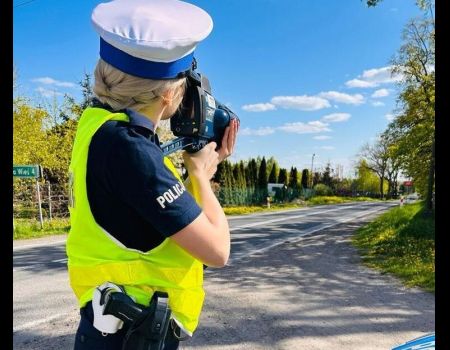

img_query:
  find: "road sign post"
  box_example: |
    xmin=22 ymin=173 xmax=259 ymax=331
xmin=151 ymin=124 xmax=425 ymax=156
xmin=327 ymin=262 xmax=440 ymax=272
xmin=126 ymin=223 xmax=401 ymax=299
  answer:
xmin=36 ymin=180 xmax=44 ymax=229
xmin=48 ymin=182 xmax=52 ymax=221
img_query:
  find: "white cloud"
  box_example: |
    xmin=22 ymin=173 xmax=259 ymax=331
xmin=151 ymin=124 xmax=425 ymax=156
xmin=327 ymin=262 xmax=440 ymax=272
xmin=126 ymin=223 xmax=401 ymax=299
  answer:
xmin=271 ymin=95 xmax=331 ymax=111
xmin=371 ymin=88 xmax=390 ymax=98
xmin=35 ymin=87 xmax=63 ymax=98
xmin=277 ymin=121 xmax=331 ymax=134
xmin=371 ymin=101 xmax=385 ymax=107
xmin=242 ymin=103 xmax=276 ymax=112
xmin=240 ymin=127 xmax=276 ymax=136
xmin=320 ymin=146 xmax=335 ymax=150
xmin=318 ymin=91 xmax=364 ymax=105
xmin=345 ymin=79 xmax=377 ymax=88
xmin=32 ymin=77 xmax=76 ymax=88
xmin=321 ymin=113 xmax=351 ymax=123
xmin=313 ymin=135 xmax=332 ymax=140
xmin=345 ymin=66 xmax=403 ymax=88
xmin=385 ymin=113 xmax=395 ymax=121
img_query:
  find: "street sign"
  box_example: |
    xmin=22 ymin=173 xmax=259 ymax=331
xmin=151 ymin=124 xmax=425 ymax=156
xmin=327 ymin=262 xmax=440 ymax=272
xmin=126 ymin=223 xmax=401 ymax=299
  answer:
xmin=404 ymin=181 xmax=413 ymax=186
xmin=13 ymin=165 xmax=42 ymax=178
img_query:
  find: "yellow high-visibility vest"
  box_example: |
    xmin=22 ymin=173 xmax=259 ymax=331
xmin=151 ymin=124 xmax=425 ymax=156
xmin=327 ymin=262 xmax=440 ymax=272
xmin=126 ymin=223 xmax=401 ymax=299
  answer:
xmin=66 ymin=107 xmax=205 ymax=335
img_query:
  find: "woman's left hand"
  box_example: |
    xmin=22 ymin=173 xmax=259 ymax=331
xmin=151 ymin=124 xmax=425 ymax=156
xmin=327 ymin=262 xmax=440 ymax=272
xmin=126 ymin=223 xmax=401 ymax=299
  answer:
xmin=217 ymin=118 xmax=239 ymax=163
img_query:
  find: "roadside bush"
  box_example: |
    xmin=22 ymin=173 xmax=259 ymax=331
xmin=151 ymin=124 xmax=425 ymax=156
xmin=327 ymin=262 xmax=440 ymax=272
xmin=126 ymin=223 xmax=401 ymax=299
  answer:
xmin=313 ymin=184 xmax=333 ymax=196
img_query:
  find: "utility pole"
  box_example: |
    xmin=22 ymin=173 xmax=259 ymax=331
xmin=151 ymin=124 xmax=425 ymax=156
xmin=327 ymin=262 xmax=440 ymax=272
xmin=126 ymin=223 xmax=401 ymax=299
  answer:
xmin=310 ymin=153 xmax=315 ymax=188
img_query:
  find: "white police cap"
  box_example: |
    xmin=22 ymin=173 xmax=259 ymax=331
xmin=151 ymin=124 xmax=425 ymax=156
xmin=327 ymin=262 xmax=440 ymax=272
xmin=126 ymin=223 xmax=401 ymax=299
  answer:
xmin=91 ymin=0 xmax=213 ymax=79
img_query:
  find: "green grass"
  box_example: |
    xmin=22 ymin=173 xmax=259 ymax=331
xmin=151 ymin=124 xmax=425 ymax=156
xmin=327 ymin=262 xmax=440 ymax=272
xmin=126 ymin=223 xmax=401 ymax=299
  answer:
xmin=352 ymin=202 xmax=435 ymax=293
xmin=306 ymin=196 xmax=378 ymax=205
xmin=223 ymin=202 xmax=302 ymax=215
xmin=13 ymin=218 xmax=70 ymax=240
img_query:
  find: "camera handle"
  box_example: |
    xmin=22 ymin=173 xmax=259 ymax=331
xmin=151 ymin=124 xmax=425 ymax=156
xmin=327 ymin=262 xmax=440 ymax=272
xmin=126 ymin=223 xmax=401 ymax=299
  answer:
xmin=160 ymin=136 xmax=208 ymax=156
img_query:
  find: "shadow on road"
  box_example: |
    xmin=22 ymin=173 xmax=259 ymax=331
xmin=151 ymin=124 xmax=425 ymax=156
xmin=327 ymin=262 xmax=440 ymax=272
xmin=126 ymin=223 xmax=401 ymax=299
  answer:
xmin=13 ymin=210 xmax=434 ymax=350
xmin=184 ymin=220 xmax=434 ymax=349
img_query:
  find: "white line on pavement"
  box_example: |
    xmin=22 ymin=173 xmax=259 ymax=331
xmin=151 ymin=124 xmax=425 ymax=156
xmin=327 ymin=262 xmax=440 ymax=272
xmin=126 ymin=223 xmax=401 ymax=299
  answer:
xmin=227 ymin=205 xmax=387 ymax=265
xmin=13 ymin=239 xmax=67 ymax=252
xmin=13 ymin=312 xmax=70 ymax=333
xmin=229 ymin=203 xmax=384 ymax=231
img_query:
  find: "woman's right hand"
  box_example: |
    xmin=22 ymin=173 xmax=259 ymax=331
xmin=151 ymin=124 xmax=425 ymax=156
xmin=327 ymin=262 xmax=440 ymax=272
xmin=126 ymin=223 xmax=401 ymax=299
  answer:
xmin=182 ymin=142 xmax=219 ymax=180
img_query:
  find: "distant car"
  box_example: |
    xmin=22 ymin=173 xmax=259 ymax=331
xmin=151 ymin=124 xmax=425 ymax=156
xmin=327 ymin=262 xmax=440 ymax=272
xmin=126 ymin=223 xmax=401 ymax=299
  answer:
xmin=405 ymin=193 xmax=420 ymax=204
xmin=391 ymin=332 xmax=434 ymax=350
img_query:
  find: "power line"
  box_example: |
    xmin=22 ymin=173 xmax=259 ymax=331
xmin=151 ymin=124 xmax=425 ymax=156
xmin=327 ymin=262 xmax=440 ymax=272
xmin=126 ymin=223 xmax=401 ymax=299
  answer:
xmin=14 ymin=0 xmax=38 ymax=8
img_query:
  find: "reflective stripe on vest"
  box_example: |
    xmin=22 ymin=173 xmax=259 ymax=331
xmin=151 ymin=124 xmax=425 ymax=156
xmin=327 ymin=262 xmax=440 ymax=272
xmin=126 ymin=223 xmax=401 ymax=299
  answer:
xmin=66 ymin=107 xmax=204 ymax=335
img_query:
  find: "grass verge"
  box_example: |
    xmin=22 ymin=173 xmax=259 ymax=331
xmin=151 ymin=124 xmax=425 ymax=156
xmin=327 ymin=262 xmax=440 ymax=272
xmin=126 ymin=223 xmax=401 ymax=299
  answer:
xmin=352 ymin=201 xmax=434 ymax=293
xmin=13 ymin=218 xmax=70 ymax=240
xmin=306 ymin=196 xmax=378 ymax=205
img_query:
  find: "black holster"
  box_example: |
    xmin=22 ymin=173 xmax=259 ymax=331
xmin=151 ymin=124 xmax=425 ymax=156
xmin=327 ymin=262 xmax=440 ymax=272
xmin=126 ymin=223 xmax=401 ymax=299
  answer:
xmin=103 ymin=290 xmax=171 ymax=350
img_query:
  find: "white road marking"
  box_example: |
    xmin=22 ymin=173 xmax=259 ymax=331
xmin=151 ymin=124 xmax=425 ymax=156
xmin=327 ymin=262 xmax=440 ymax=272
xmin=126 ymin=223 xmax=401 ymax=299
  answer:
xmin=225 ymin=202 xmax=360 ymax=220
xmin=227 ymin=205 xmax=387 ymax=265
xmin=13 ymin=313 xmax=69 ymax=333
xmin=229 ymin=203 xmax=381 ymax=231
xmin=13 ymin=203 xmax=392 ymax=332
xmin=13 ymin=239 xmax=67 ymax=252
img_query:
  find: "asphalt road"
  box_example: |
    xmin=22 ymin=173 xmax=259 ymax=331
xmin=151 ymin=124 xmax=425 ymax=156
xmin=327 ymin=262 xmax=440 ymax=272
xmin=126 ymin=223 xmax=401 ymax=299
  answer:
xmin=13 ymin=201 xmax=434 ymax=349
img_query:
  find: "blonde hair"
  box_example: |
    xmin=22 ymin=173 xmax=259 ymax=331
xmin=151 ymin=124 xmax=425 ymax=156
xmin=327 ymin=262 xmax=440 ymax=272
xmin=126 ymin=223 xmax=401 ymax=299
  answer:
xmin=93 ymin=59 xmax=186 ymax=112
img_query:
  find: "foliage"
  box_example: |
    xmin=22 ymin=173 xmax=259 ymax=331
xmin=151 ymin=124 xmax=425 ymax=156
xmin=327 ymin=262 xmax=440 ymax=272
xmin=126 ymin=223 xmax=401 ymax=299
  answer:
xmin=352 ymin=159 xmax=386 ymax=196
xmin=301 ymin=169 xmax=309 ymax=189
xmin=389 ymin=5 xmax=435 ymax=209
xmin=307 ymin=196 xmax=377 ymax=205
xmin=364 ymin=0 xmax=435 ymax=209
xmin=277 ymin=168 xmax=288 ymax=185
xmin=257 ymin=157 xmax=268 ymax=201
xmin=313 ymin=184 xmax=333 ymax=196
xmin=268 ymin=163 xmax=277 ymax=183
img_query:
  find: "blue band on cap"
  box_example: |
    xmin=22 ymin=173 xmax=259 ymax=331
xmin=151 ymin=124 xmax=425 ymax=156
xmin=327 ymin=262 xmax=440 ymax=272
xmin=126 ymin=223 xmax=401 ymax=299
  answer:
xmin=99 ymin=38 xmax=193 ymax=79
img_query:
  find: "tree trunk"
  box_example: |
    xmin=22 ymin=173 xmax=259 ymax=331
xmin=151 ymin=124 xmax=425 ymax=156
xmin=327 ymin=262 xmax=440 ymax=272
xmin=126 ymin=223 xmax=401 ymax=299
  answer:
xmin=425 ymin=137 xmax=435 ymax=212
xmin=380 ymin=176 xmax=384 ymax=199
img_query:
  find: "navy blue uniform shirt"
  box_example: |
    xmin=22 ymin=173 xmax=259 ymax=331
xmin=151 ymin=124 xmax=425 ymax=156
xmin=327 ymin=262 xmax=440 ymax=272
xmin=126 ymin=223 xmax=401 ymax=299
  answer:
xmin=86 ymin=108 xmax=202 ymax=252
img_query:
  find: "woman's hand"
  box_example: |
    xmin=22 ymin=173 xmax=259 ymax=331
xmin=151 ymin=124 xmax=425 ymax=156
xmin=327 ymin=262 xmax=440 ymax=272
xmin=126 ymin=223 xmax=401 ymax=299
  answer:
xmin=183 ymin=142 xmax=219 ymax=180
xmin=217 ymin=119 xmax=239 ymax=163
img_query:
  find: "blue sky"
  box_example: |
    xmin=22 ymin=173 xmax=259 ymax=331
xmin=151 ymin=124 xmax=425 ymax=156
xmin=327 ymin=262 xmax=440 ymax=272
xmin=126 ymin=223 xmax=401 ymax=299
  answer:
xmin=13 ymin=0 xmax=422 ymax=177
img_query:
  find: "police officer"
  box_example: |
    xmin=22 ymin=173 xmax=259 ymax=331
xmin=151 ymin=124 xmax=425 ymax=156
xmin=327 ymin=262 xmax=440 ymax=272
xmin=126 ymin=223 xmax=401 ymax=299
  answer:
xmin=66 ymin=1 xmax=238 ymax=349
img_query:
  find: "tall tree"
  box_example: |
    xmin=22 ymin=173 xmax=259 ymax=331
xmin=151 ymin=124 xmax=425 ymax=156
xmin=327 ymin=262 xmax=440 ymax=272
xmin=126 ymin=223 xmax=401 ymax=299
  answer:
xmin=257 ymin=157 xmax=268 ymax=201
xmin=301 ymin=169 xmax=309 ymax=189
xmin=352 ymin=159 xmax=381 ymax=195
xmin=277 ymin=168 xmax=288 ymax=185
xmin=359 ymin=136 xmax=390 ymax=199
xmin=390 ymin=3 xmax=435 ymax=210
xmin=268 ymin=164 xmax=277 ymax=183
xmin=288 ymin=167 xmax=299 ymax=189
xmin=321 ymin=163 xmax=333 ymax=187
xmin=79 ymin=73 xmax=95 ymax=110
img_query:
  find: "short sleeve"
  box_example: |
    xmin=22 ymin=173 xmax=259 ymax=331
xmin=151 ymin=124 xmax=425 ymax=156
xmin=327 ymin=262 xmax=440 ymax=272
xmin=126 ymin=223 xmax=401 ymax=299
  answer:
xmin=107 ymin=130 xmax=202 ymax=237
